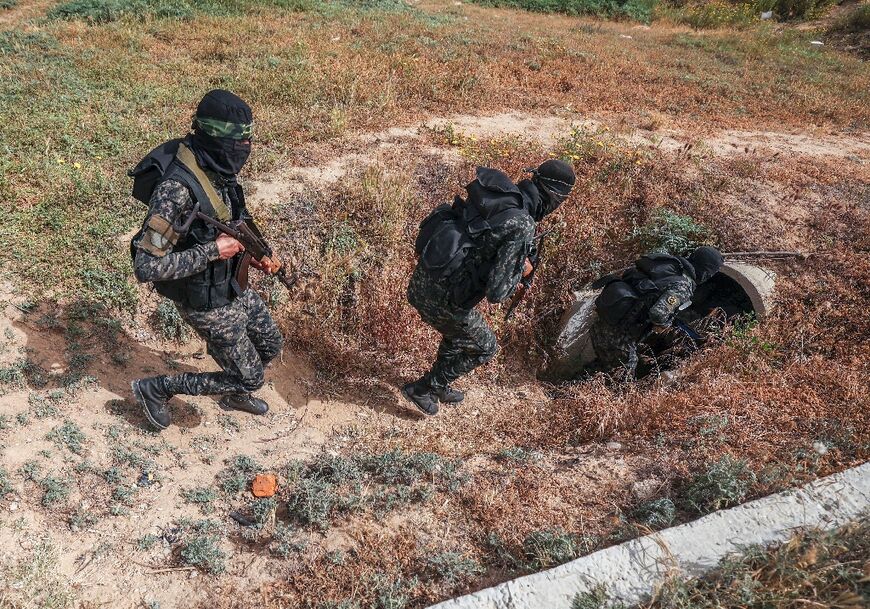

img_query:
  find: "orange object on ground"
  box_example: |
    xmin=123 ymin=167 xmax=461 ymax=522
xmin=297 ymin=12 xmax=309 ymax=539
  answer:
xmin=252 ymin=474 xmax=278 ymax=498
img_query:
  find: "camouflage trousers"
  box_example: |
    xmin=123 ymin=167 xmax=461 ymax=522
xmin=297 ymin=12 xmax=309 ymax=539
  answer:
xmin=589 ymin=316 xmax=639 ymax=380
xmin=163 ymin=289 xmax=284 ymax=396
xmin=407 ymin=266 xmax=498 ymax=390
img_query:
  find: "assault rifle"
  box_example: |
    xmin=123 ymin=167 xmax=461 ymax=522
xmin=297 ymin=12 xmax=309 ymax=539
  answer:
xmin=672 ymin=318 xmax=703 ymax=352
xmin=175 ymin=202 xmax=299 ymax=291
xmin=504 ymin=228 xmax=554 ymax=321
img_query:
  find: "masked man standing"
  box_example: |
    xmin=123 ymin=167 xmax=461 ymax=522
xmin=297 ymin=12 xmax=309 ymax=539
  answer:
xmin=404 ymin=161 xmax=576 ymax=415
xmin=129 ymin=90 xmax=284 ymax=430
xmin=590 ymin=246 xmax=724 ymax=379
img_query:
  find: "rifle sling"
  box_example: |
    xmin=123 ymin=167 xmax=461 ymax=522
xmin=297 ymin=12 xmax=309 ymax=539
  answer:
xmin=175 ymin=143 xmax=231 ymax=222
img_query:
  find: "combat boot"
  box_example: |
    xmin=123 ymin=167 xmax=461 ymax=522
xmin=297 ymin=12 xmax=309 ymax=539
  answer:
xmin=220 ymin=393 xmax=269 ymax=415
xmin=401 ymin=379 xmax=439 ymax=416
xmin=132 ymin=376 xmax=172 ymax=430
xmin=435 ymin=386 xmax=464 ymax=404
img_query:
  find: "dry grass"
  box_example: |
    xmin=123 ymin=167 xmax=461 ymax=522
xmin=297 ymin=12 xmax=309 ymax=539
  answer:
xmin=0 ymin=1 xmax=868 ymax=608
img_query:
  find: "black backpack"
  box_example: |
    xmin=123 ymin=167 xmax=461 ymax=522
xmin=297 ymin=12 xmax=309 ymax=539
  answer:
xmin=414 ymin=167 xmax=526 ymax=279
xmin=594 ymin=253 xmax=694 ymax=329
xmin=129 ymin=139 xmax=184 ymax=205
xmin=128 ymin=139 xmax=234 ymax=261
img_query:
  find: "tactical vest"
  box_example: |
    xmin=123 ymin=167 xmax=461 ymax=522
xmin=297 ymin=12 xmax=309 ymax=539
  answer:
xmin=129 ymin=139 xmax=244 ymax=312
xmin=415 ymin=167 xmax=528 ymax=308
xmin=594 ymin=253 xmax=695 ymax=337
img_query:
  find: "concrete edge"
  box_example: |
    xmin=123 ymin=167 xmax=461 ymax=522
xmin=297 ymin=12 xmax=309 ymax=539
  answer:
xmin=720 ymin=262 xmax=777 ymax=319
xmin=428 ymin=462 xmax=870 ymax=609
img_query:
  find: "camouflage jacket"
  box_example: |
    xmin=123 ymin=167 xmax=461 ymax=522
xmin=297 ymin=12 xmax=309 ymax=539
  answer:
xmin=449 ymin=211 xmax=536 ymax=306
xmin=132 ymin=173 xmax=243 ymax=284
xmin=647 ymin=275 xmax=696 ymax=326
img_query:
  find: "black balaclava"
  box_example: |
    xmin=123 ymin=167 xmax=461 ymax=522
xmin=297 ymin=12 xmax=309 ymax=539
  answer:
xmin=189 ymin=89 xmax=253 ymax=177
xmin=688 ymin=246 xmax=724 ymax=283
xmin=524 ymin=159 xmax=576 ymax=221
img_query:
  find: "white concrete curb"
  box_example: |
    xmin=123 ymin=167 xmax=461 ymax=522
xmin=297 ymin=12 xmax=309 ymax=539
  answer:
xmin=429 ymin=462 xmax=870 ymax=609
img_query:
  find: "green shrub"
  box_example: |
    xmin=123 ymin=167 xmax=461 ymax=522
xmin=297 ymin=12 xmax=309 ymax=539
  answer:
xmin=41 ymin=476 xmax=70 ymax=506
xmin=469 ymin=0 xmax=658 ymax=22
xmin=673 ymin=1 xmax=760 ymax=29
xmin=632 ymin=497 xmax=676 ymax=528
xmin=0 ymin=467 xmax=12 ymax=498
xmin=572 ymin=586 xmax=619 ymax=609
xmin=181 ymin=534 xmax=226 ymax=574
xmin=829 ymin=3 xmax=870 ymax=33
xmin=181 ymin=487 xmax=217 ymax=513
xmin=218 ymin=455 xmax=260 ymax=495
xmin=682 ymin=456 xmax=756 ymax=514
xmin=425 ymin=551 xmax=484 ymax=586
xmin=771 ymin=0 xmax=835 ymax=21
xmin=270 ymin=523 xmax=307 ymax=558
xmin=155 ymin=299 xmax=190 ymax=342
xmin=631 ymin=208 xmax=710 ymax=256
xmin=523 ymin=528 xmax=586 ymax=568
xmin=46 ymin=421 xmax=86 ymax=454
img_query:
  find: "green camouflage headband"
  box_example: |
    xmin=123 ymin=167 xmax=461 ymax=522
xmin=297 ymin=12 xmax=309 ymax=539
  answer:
xmin=194 ymin=116 xmax=254 ymax=140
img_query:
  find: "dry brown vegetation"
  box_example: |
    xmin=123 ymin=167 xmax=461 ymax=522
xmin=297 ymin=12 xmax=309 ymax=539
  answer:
xmin=0 ymin=1 xmax=868 ymax=608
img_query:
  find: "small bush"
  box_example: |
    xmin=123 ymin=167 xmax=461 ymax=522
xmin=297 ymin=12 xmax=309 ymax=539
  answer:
xmin=674 ymin=1 xmax=759 ymax=29
xmin=496 ymin=446 xmax=541 ymax=463
xmin=138 ymin=534 xmax=160 ymax=550
xmin=0 ymin=467 xmax=12 ymax=498
xmin=829 ymin=3 xmax=870 ymax=33
xmin=771 ymin=0 xmax=836 ymax=21
xmin=218 ymin=455 xmax=260 ymax=495
xmin=681 ymin=456 xmax=757 ymax=514
xmin=46 ymin=421 xmax=86 ymax=454
xmin=270 ymin=523 xmax=307 ymax=558
xmin=155 ymin=299 xmax=190 ymax=342
xmin=632 ymin=497 xmax=676 ymax=528
xmin=47 ymin=0 xmax=411 ymax=23
xmin=631 ymin=208 xmax=710 ymax=256
xmin=523 ymin=528 xmax=584 ymax=568
xmin=181 ymin=487 xmax=217 ymax=513
xmin=41 ymin=476 xmax=70 ymax=506
xmin=181 ymin=534 xmax=226 ymax=574
xmin=248 ymin=496 xmax=278 ymax=529
xmin=425 ymin=551 xmax=484 ymax=586
xmin=650 ymin=520 xmax=870 ymax=608
xmin=572 ymin=586 xmax=618 ymax=609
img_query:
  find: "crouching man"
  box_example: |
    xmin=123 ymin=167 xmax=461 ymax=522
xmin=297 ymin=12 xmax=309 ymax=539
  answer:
xmin=129 ymin=90 xmax=284 ymax=430
xmin=403 ymin=160 xmax=576 ymax=415
xmin=590 ymin=246 xmax=724 ymax=380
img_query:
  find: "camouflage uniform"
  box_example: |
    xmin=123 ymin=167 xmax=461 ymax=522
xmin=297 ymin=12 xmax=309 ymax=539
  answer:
xmin=590 ymin=276 xmax=696 ymax=379
xmin=408 ymin=213 xmax=535 ymax=390
xmin=133 ymin=175 xmax=283 ymax=396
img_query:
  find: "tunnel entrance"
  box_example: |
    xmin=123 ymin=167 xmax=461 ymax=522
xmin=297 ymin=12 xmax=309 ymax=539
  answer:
xmin=687 ymin=272 xmax=755 ymax=319
xmin=540 ymin=262 xmax=777 ymax=382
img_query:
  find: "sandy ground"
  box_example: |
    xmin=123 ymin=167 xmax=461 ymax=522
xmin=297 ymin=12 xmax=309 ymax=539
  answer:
xmin=247 ymin=111 xmax=870 ymax=202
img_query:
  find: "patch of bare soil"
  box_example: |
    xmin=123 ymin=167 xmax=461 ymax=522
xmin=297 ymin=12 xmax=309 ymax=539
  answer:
xmin=247 ymin=112 xmax=870 ymax=201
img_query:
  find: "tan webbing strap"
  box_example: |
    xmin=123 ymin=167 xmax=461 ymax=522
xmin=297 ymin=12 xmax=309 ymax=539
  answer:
xmin=175 ymin=143 xmax=231 ymax=222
